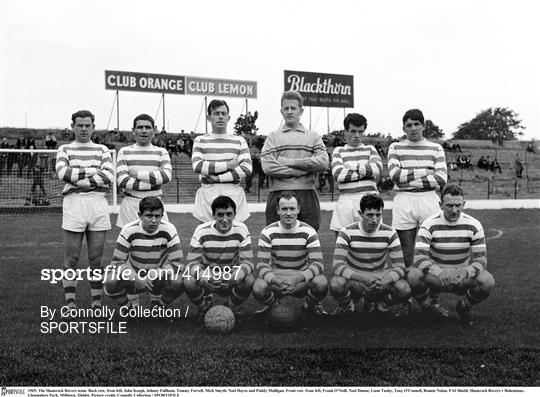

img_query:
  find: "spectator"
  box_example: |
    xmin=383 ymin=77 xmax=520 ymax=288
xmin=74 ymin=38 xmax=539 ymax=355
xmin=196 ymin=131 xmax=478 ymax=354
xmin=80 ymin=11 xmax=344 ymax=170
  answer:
xmin=477 ymin=156 xmax=488 ymax=170
xmin=526 ymin=142 xmax=535 ymax=153
xmin=490 ymin=159 xmax=502 ymax=174
xmin=0 ymin=137 xmax=9 ymax=174
xmin=515 ymin=153 xmax=524 ymax=178
xmin=375 ymin=141 xmax=385 ymax=157
xmin=251 ymin=150 xmax=267 ymax=189
xmin=45 ymin=131 xmax=57 ymax=149
xmin=166 ymin=138 xmax=176 ymax=157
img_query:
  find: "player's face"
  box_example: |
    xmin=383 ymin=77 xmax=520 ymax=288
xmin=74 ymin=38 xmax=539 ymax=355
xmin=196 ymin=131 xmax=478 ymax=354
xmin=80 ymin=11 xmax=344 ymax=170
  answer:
xmin=213 ymin=206 xmax=236 ymax=234
xmin=346 ymin=124 xmax=366 ymax=147
xmin=277 ymin=197 xmax=299 ymax=228
xmin=207 ymin=105 xmax=230 ymax=134
xmin=280 ymin=99 xmax=303 ymax=128
xmin=440 ymin=194 xmax=465 ymax=222
xmin=133 ymin=120 xmax=155 ymax=146
xmin=360 ymin=207 xmax=382 ymax=233
xmin=139 ymin=208 xmax=163 ymax=233
xmin=72 ymin=117 xmax=94 ymax=143
xmin=402 ymin=118 xmax=425 ymax=142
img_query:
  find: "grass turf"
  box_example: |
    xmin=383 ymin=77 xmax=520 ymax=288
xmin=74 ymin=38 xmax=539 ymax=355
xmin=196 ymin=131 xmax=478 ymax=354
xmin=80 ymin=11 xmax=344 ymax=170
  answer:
xmin=0 ymin=209 xmax=539 ymax=386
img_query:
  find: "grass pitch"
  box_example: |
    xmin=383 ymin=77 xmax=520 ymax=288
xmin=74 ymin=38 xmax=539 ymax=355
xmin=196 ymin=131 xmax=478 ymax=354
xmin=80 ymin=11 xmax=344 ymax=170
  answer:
xmin=0 ymin=209 xmax=539 ymax=386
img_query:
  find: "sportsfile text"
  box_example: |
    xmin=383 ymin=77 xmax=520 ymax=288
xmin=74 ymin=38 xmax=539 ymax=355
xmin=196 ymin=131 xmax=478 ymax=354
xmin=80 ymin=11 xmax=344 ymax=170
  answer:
xmin=40 ymin=265 xmax=243 ymax=284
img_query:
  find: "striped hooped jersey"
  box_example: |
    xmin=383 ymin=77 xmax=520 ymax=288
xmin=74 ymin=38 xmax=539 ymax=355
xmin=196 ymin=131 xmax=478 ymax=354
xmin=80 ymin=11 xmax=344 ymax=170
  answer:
xmin=56 ymin=142 xmax=113 ymax=195
xmin=186 ymin=220 xmax=254 ymax=278
xmin=111 ymin=220 xmax=183 ymax=272
xmin=333 ymin=222 xmax=405 ymax=279
xmin=116 ymin=144 xmax=172 ymax=198
xmin=332 ymin=144 xmax=382 ymax=196
xmin=387 ymin=139 xmax=447 ymax=192
xmin=414 ymin=212 xmax=487 ymax=278
xmin=191 ymin=133 xmax=252 ymax=183
xmin=257 ymin=220 xmax=324 ymax=283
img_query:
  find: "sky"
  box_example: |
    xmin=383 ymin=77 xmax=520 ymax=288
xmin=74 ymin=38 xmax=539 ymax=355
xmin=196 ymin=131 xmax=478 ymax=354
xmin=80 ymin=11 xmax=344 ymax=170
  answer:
xmin=1 ymin=0 xmax=539 ymax=139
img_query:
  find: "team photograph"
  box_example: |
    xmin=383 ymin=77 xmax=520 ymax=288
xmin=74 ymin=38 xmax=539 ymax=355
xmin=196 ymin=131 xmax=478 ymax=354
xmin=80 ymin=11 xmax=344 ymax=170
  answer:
xmin=1 ymin=0 xmax=539 ymax=394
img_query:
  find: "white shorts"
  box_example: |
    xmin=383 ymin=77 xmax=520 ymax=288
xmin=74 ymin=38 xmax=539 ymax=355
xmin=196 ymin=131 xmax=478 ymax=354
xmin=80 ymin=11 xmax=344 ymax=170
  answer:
xmin=193 ymin=184 xmax=250 ymax=222
xmin=392 ymin=191 xmax=440 ymax=230
xmin=116 ymin=196 xmax=169 ymax=228
xmin=330 ymin=194 xmax=374 ymax=231
xmin=62 ymin=192 xmax=111 ymax=232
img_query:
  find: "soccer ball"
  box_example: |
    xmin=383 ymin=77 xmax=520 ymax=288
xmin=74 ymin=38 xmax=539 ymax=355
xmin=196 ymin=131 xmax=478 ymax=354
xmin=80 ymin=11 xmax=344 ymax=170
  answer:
xmin=267 ymin=300 xmax=301 ymax=330
xmin=204 ymin=305 xmax=235 ymax=334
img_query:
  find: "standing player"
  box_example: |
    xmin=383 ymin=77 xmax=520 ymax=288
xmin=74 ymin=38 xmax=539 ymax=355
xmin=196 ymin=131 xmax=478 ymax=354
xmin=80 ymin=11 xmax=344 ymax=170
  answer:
xmin=261 ymin=91 xmax=328 ymax=231
xmin=330 ymin=194 xmax=410 ymax=316
xmin=387 ymin=109 xmax=447 ymax=316
xmin=331 ymin=113 xmax=382 ymax=234
xmin=56 ymin=110 xmax=114 ymax=310
xmin=253 ymin=191 xmax=328 ymax=317
xmin=192 ymin=99 xmax=252 ymax=222
xmin=116 ymin=114 xmax=172 ymax=228
xmin=408 ymin=184 xmax=495 ymax=325
xmin=105 ymin=197 xmax=184 ymax=311
xmin=183 ymin=196 xmax=254 ymax=317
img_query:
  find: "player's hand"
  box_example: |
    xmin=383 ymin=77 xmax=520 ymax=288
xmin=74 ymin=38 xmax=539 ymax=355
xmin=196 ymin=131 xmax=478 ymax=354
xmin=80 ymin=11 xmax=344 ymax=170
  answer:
xmin=202 ymin=175 xmax=220 ymax=184
xmin=134 ymin=276 xmax=152 ymax=291
xmin=281 ymin=276 xmax=299 ymax=293
xmin=226 ymin=159 xmax=239 ymax=170
xmin=85 ymin=167 xmax=99 ymax=177
xmin=451 ymin=269 xmax=468 ymax=285
xmin=77 ymin=178 xmax=91 ymax=188
xmin=438 ymin=270 xmax=454 ymax=287
xmin=271 ymin=276 xmax=288 ymax=293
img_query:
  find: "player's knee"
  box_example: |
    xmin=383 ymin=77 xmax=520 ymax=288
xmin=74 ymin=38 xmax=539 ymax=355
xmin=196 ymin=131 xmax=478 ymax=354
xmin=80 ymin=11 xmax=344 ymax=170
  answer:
xmin=393 ymin=279 xmax=411 ymax=300
xmin=167 ymin=277 xmax=184 ymax=293
xmin=241 ymin=273 xmax=255 ymax=290
xmin=476 ymin=270 xmax=495 ymax=294
xmin=64 ymin=253 xmax=79 ymax=269
xmin=252 ymin=278 xmax=269 ymax=299
xmin=330 ymin=276 xmax=348 ymax=296
xmin=182 ymin=275 xmax=199 ymax=292
xmin=104 ymin=278 xmax=122 ymax=295
xmin=311 ymin=275 xmax=328 ymax=295
xmin=407 ymin=268 xmax=425 ymax=289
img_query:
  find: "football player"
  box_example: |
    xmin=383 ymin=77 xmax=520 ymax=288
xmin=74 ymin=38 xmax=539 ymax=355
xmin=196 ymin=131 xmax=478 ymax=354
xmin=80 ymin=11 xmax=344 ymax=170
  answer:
xmin=387 ymin=109 xmax=447 ymax=316
xmin=183 ymin=195 xmax=255 ymax=318
xmin=104 ymin=197 xmax=184 ymax=311
xmin=330 ymin=113 xmax=382 ymax=235
xmin=330 ymin=194 xmax=410 ymax=316
xmin=253 ymin=191 xmax=328 ymax=318
xmin=408 ymin=183 xmax=495 ymax=325
xmin=56 ymin=110 xmax=113 ymax=311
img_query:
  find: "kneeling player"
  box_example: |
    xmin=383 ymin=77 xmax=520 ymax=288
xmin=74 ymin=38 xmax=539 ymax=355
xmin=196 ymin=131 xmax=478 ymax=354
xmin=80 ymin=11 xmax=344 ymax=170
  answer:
xmin=253 ymin=191 xmax=328 ymax=317
xmin=183 ymin=196 xmax=255 ymax=317
xmin=408 ymin=183 xmax=495 ymax=325
xmin=105 ymin=197 xmax=184 ymax=312
xmin=330 ymin=194 xmax=410 ymax=316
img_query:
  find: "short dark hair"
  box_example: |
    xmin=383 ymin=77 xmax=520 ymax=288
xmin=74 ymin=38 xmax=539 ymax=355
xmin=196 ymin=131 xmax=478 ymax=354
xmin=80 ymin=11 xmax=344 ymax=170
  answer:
xmin=133 ymin=114 xmax=155 ymax=130
xmin=343 ymin=113 xmax=368 ymax=131
xmin=71 ymin=110 xmax=95 ymax=124
xmin=207 ymin=99 xmax=230 ymax=116
xmin=281 ymin=91 xmax=303 ymax=108
xmin=276 ymin=190 xmax=300 ymax=207
xmin=402 ymin=109 xmax=424 ymax=125
xmin=360 ymin=194 xmax=384 ymax=213
xmin=440 ymin=183 xmax=464 ymax=199
xmin=139 ymin=196 xmax=164 ymax=214
xmin=211 ymin=195 xmax=236 ymax=215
